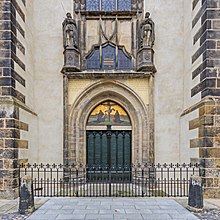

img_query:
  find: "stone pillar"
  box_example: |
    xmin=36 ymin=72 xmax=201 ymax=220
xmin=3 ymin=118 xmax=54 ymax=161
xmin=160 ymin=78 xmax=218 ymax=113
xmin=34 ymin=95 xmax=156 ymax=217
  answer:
xmin=0 ymin=0 xmax=27 ymax=199
xmin=19 ymin=175 xmax=35 ymax=215
xmin=198 ymin=98 xmax=220 ymax=198
xmin=188 ymin=175 xmax=203 ymax=210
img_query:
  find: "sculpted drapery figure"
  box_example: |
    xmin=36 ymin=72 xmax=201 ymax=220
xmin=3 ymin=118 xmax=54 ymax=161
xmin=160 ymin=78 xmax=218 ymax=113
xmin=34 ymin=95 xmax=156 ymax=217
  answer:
xmin=140 ymin=12 xmax=155 ymax=48
xmin=63 ymin=13 xmax=78 ymax=48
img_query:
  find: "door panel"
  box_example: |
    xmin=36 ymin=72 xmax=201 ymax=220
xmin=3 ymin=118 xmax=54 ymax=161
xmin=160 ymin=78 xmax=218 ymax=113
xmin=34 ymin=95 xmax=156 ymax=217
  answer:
xmin=86 ymin=130 xmax=131 ymax=182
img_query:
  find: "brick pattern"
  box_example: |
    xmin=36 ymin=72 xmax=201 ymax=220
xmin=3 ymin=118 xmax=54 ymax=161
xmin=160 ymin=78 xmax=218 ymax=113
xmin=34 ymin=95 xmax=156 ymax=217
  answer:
xmin=192 ymin=1 xmax=220 ymax=98
xmin=0 ymin=0 xmax=27 ymax=199
xmin=189 ymin=1 xmax=220 ymax=198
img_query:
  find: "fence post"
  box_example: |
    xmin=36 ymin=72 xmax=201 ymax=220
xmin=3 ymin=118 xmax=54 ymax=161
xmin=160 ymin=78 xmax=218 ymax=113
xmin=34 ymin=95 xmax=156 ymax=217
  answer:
xmin=188 ymin=175 xmax=203 ymax=210
xmin=19 ymin=175 xmax=35 ymax=214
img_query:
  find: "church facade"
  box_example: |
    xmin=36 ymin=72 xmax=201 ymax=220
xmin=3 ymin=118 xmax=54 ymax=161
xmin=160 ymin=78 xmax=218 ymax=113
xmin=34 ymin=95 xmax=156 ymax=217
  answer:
xmin=0 ymin=0 xmax=220 ymax=199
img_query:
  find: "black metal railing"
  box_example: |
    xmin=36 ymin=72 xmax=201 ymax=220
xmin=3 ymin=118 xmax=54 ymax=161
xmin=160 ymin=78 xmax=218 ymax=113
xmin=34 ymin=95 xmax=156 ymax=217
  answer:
xmin=18 ymin=163 xmax=200 ymax=197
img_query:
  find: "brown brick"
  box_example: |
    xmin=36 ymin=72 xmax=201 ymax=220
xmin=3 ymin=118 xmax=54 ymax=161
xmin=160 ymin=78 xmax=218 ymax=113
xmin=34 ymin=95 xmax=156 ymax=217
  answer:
xmin=201 ymin=148 xmax=220 ymax=158
xmin=3 ymin=178 xmax=19 ymax=189
xmin=18 ymin=158 xmax=27 ymax=165
xmin=204 ymin=177 xmax=214 ymax=187
xmin=0 ymin=139 xmax=3 ymax=148
xmin=3 ymin=159 xmax=17 ymax=169
xmin=189 ymin=118 xmax=200 ymax=130
xmin=204 ymin=188 xmax=220 ymax=198
xmin=19 ymin=121 xmax=28 ymax=131
xmin=0 ymin=178 xmax=3 ymax=190
xmin=16 ymin=140 xmax=28 ymax=149
xmin=217 ymin=41 xmax=220 ymax=49
xmin=5 ymin=119 xmax=28 ymax=131
xmin=190 ymin=137 xmax=214 ymax=148
xmin=199 ymin=105 xmax=220 ymax=117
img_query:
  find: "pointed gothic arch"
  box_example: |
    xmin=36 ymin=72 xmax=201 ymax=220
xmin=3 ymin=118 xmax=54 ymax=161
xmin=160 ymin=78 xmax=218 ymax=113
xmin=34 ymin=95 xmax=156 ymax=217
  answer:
xmin=67 ymin=80 xmax=153 ymax=165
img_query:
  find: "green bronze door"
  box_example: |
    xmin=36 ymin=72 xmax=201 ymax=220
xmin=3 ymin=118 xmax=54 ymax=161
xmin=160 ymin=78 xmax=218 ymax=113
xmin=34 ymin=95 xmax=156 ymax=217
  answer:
xmin=86 ymin=130 xmax=132 ymax=182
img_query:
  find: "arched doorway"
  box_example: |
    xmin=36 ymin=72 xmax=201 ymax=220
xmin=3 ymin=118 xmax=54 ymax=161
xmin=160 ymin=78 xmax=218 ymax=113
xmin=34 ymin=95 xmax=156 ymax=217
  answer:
xmin=86 ymin=101 xmax=132 ymax=180
xmin=68 ymin=80 xmax=152 ymax=166
xmin=86 ymin=100 xmax=132 ymax=181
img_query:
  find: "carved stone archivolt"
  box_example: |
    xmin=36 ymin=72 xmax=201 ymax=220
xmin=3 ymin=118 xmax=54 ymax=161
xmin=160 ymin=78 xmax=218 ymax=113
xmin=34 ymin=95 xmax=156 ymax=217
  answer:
xmin=68 ymin=80 xmax=152 ymax=165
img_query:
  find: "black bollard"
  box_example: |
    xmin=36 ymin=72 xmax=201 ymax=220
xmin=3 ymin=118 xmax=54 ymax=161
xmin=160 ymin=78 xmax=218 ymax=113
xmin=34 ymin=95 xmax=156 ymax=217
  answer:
xmin=188 ymin=175 xmax=203 ymax=210
xmin=19 ymin=175 xmax=35 ymax=215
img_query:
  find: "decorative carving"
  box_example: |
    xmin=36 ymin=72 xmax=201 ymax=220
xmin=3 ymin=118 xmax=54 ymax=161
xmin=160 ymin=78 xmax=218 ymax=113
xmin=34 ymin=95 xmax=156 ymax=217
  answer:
xmin=137 ymin=12 xmax=156 ymax=73
xmin=137 ymin=47 xmax=156 ymax=72
xmin=139 ymin=12 xmax=155 ymax=48
xmin=62 ymin=13 xmax=78 ymax=49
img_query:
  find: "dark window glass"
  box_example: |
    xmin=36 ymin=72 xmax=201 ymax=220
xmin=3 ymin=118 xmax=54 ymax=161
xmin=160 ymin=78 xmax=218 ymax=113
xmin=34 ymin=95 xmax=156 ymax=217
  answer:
xmin=86 ymin=44 xmax=132 ymax=70
xmin=86 ymin=0 xmax=131 ymax=11
xmin=86 ymin=0 xmax=99 ymax=11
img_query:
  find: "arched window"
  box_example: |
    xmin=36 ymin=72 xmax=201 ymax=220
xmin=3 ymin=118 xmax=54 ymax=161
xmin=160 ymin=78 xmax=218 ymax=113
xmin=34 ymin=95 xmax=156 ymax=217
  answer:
xmin=86 ymin=44 xmax=132 ymax=70
xmin=86 ymin=0 xmax=131 ymax=12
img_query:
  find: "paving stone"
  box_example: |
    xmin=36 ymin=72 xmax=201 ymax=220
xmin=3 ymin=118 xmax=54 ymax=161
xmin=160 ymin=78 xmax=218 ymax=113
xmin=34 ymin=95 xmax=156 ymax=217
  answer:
xmin=46 ymin=210 xmax=73 ymax=214
xmin=85 ymin=213 xmax=113 ymax=219
xmin=169 ymin=213 xmax=199 ymax=219
xmin=141 ymin=213 xmax=172 ymax=220
xmin=38 ymin=205 xmax=63 ymax=210
xmin=56 ymin=214 xmax=86 ymax=219
xmin=73 ymin=209 xmax=99 ymax=214
xmin=27 ymin=214 xmax=58 ymax=220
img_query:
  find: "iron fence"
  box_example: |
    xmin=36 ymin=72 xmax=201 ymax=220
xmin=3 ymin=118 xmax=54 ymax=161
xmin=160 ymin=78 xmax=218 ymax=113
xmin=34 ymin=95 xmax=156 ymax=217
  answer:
xmin=18 ymin=163 xmax=200 ymax=197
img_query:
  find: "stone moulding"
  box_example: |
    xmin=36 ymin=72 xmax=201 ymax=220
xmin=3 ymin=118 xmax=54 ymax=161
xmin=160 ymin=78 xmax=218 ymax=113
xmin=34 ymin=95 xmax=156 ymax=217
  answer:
xmin=137 ymin=47 xmax=156 ymax=73
xmin=68 ymin=80 xmax=152 ymax=165
xmin=64 ymin=71 xmax=152 ymax=79
xmin=62 ymin=47 xmax=81 ymax=73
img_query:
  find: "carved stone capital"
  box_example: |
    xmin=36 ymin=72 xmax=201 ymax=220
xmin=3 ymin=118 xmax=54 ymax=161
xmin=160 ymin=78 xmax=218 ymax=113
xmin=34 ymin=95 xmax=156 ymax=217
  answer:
xmin=137 ymin=47 xmax=156 ymax=73
xmin=62 ymin=47 xmax=81 ymax=73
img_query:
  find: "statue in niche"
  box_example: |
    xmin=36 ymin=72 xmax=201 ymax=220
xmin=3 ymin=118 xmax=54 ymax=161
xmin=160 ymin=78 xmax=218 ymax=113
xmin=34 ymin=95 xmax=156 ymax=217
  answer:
xmin=62 ymin=13 xmax=78 ymax=49
xmin=140 ymin=12 xmax=155 ymax=48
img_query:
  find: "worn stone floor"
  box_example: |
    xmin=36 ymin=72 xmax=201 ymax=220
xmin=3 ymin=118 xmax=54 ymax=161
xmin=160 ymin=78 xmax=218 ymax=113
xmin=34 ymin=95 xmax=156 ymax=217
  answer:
xmin=0 ymin=198 xmax=220 ymax=220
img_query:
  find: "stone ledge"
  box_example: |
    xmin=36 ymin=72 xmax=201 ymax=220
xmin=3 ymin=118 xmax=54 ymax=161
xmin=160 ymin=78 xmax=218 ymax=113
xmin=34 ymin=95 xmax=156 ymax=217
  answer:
xmin=0 ymin=97 xmax=37 ymax=116
xmin=65 ymin=71 xmax=152 ymax=79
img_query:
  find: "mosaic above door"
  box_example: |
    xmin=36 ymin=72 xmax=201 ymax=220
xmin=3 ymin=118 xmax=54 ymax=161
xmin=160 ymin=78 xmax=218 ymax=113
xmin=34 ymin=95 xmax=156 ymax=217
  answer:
xmin=87 ymin=101 xmax=131 ymax=126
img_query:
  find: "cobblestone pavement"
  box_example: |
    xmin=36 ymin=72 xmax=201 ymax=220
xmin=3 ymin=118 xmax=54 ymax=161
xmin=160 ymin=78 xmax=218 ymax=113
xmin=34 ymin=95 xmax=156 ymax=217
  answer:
xmin=193 ymin=209 xmax=220 ymax=220
xmin=0 ymin=198 xmax=220 ymax=220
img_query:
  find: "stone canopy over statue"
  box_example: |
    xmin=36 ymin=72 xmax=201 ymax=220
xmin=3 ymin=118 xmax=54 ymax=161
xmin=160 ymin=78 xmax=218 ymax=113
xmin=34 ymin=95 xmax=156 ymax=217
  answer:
xmin=62 ymin=13 xmax=78 ymax=49
xmin=140 ymin=12 xmax=155 ymax=48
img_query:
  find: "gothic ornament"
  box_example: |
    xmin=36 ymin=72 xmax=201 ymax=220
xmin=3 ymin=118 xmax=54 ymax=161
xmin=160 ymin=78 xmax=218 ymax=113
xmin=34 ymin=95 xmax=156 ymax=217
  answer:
xmin=62 ymin=13 xmax=78 ymax=49
xmin=137 ymin=12 xmax=156 ymax=72
xmin=62 ymin=12 xmax=81 ymax=72
xmin=140 ymin=12 xmax=155 ymax=48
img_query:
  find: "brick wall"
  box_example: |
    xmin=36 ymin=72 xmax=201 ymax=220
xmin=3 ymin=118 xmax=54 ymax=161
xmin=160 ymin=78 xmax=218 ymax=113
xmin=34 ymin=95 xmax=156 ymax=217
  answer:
xmin=0 ymin=0 xmax=28 ymax=199
xmin=190 ymin=0 xmax=220 ymax=197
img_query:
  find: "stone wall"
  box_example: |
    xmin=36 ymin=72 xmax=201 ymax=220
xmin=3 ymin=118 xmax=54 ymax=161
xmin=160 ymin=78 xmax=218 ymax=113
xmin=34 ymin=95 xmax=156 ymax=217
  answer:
xmin=182 ymin=0 xmax=220 ymax=197
xmin=0 ymin=0 xmax=29 ymax=199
